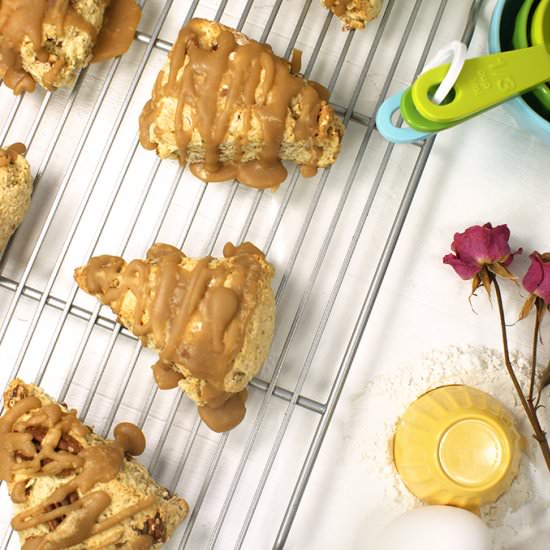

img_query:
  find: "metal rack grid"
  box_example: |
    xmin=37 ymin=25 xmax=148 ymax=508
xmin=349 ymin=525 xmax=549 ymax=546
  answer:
xmin=0 ymin=0 xmax=482 ymax=548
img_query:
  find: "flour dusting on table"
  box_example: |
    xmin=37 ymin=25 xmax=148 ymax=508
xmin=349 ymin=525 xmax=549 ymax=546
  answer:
xmin=349 ymin=346 xmax=550 ymax=549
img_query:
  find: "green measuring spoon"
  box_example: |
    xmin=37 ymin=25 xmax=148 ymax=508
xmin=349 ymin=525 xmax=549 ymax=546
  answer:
xmin=411 ymin=45 xmax=550 ymax=124
xmin=513 ymin=0 xmax=550 ymax=112
xmin=411 ymin=0 xmax=550 ymax=125
xmin=531 ymin=0 xmax=550 ymax=109
xmin=400 ymin=88 xmax=450 ymax=131
xmin=512 ymin=0 xmax=536 ymax=49
xmin=400 ymin=87 xmax=468 ymax=132
xmin=533 ymin=0 xmax=550 ymax=45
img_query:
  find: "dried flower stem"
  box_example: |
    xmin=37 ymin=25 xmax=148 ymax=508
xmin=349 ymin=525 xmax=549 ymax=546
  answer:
xmin=493 ymin=277 xmax=550 ymax=472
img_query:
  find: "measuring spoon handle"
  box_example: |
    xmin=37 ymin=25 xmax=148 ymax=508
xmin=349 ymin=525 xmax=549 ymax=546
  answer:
xmin=412 ymin=45 xmax=550 ymax=124
xmin=376 ymin=89 xmax=434 ymax=144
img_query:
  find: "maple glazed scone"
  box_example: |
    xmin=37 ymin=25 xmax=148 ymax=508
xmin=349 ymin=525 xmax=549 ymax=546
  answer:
xmin=0 ymin=379 xmax=188 ymax=550
xmin=0 ymin=0 xmax=142 ymax=94
xmin=74 ymin=242 xmax=276 ymax=432
xmin=139 ymin=18 xmax=345 ymax=189
xmin=0 ymin=144 xmax=32 ymax=253
xmin=322 ymin=0 xmax=384 ymax=30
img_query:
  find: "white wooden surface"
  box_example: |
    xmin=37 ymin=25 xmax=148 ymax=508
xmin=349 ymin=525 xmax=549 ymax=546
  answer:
xmin=296 ymin=1 xmax=550 ymax=548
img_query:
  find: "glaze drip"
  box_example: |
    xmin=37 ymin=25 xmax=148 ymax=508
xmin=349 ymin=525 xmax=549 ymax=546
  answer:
xmin=324 ymin=0 xmax=353 ymax=16
xmin=139 ymin=19 xmax=327 ymax=189
xmin=92 ymin=0 xmax=142 ymax=63
xmin=0 ymin=143 xmax=26 ymax=167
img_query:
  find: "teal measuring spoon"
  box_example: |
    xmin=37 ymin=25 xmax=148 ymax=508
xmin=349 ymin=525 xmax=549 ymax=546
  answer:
xmin=375 ymin=89 xmax=434 ymax=143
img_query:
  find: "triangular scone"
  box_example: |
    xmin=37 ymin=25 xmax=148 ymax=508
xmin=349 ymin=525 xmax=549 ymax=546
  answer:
xmin=0 ymin=0 xmax=141 ymax=94
xmin=322 ymin=0 xmax=383 ymax=30
xmin=0 ymin=144 xmax=32 ymax=253
xmin=139 ymin=18 xmax=344 ymax=189
xmin=74 ymin=242 xmax=276 ymax=432
xmin=1 ymin=379 xmax=188 ymax=550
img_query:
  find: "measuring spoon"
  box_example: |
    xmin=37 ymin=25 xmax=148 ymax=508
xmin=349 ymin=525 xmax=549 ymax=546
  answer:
xmin=512 ymin=0 xmax=537 ymax=49
xmin=513 ymin=0 xmax=550 ymax=112
xmin=413 ymin=0 xmax=550 ymax=124
xmin=530 ymin=0 xmax=550 ymax=111
xmin=412 ymin=0 xmax=550 ymax=125
xmin=376 ymin=41 xmax=468 ymax=142
xmin=411 ymin=44 xmax=550 ymax=124
xmin=375 ymin=89 xmax=434 ymax=143
xmin=400 ymin=88 xmax=461 ymax=132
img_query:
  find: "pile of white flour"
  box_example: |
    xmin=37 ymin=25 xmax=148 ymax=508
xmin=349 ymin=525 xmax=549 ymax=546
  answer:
xmin=348 ymin=346 xmax=550 ymax=549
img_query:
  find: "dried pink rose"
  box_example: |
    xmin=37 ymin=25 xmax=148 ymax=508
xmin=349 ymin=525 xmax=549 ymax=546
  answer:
xmin=522 ymin=252 xmax=550 ymax=305
xmin=443 ymin=223 xmax=520 ymax=280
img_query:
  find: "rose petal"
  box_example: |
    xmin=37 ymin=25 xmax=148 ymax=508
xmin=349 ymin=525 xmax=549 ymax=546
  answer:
xmin=486 ymin=224 xmax=512 ymax=262
xmin=523 ymin=252 xmax=550 ymax=305
xmin=502 ymin=247 xmax=522 ymax=267
xmin=443 ymin=254 xmax=481 ymax=280
xmin=451 ymin=226 xmax=489 ymax=264
xmin=523 ymin=253 xmax=545 ymax=294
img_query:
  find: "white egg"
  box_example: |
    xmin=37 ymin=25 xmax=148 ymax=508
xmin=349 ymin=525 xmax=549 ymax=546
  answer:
xmin=375 ymin=505 xmax=492 ymax=550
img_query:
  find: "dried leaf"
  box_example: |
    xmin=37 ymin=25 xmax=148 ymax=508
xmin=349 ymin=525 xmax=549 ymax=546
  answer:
xmin=470 ymin=274 xmax=481 ymax=295
xmin=489 ymin=262 xmax=518 ymax=283
xmin=518 ymin=293 xmax=537 ymax=321
xmin=468 ymin=274 xmax=481 ymax=311
xmin=480 ymin=268 xmax=493 ymax=299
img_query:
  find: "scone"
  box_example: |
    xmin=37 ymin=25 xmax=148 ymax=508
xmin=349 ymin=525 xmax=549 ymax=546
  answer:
xmin=74 ymin=242 xmax=276 ymax=432
xmin=0 ymin=0 xmax=141 ymax=94
xmin=1 ymin=379 xmax=188 ymax=550
xmin=322 ymin=0 xmax=384 ymax=30
xmin=0 ymin=143 xmax=32 ymax=253
xmin=139 ymin=18 xmax=344 ymax=189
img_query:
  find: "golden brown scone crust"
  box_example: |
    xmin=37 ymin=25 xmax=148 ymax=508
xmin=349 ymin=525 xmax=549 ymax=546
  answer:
xmin=0 ymin=148 xmax=32 ymax=253
xmin=19 ymin=0 xmax=109 ymax=90
xmin=73 ymin=248 xmax=276 ymax=407
xmin=322 ymin=0 xmax=384 ymax=30
xmin=140 ymin=18 xmax=344 ymax=171
xmin=2 ymin=379 xmax=189 ymax=550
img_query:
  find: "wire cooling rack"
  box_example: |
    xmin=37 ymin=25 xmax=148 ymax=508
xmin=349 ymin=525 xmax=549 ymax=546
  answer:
xmin=0 ymin=0 xmax=483 ymax=548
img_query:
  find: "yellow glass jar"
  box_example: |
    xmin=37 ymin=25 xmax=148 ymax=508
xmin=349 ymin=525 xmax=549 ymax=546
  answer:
xmin=393 ymin=385 xmax=525 ymax=510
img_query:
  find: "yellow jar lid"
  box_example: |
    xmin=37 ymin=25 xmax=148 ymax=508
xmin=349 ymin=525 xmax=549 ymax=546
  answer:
xmin=393 ymin=385 xmax=524 ymax=510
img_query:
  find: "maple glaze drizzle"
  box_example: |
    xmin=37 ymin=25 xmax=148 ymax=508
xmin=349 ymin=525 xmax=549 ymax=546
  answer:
xmin=139 ymin=19 xmax=326 ymax=189
xmin=123 ymin=535 xmax=154 ymax=550
xmin=324 ymin=0 xmax=353 ymax=16
xmin=92 ymin=0 xmax=142 ymax=63
xmin=113 ymin=423 xmax=146 ymax=457
xmin=152 ymin=361 xmax=183 ymax=390
xmin=0 ymin=0 xmax=140 ymax=94
xmin=0 ymin=142 xmax=26 ymax=167
xmin=0 ymin=392 xmax=155 ymax=550
xmin=81 ymin=242 xmax=267 ymax=432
